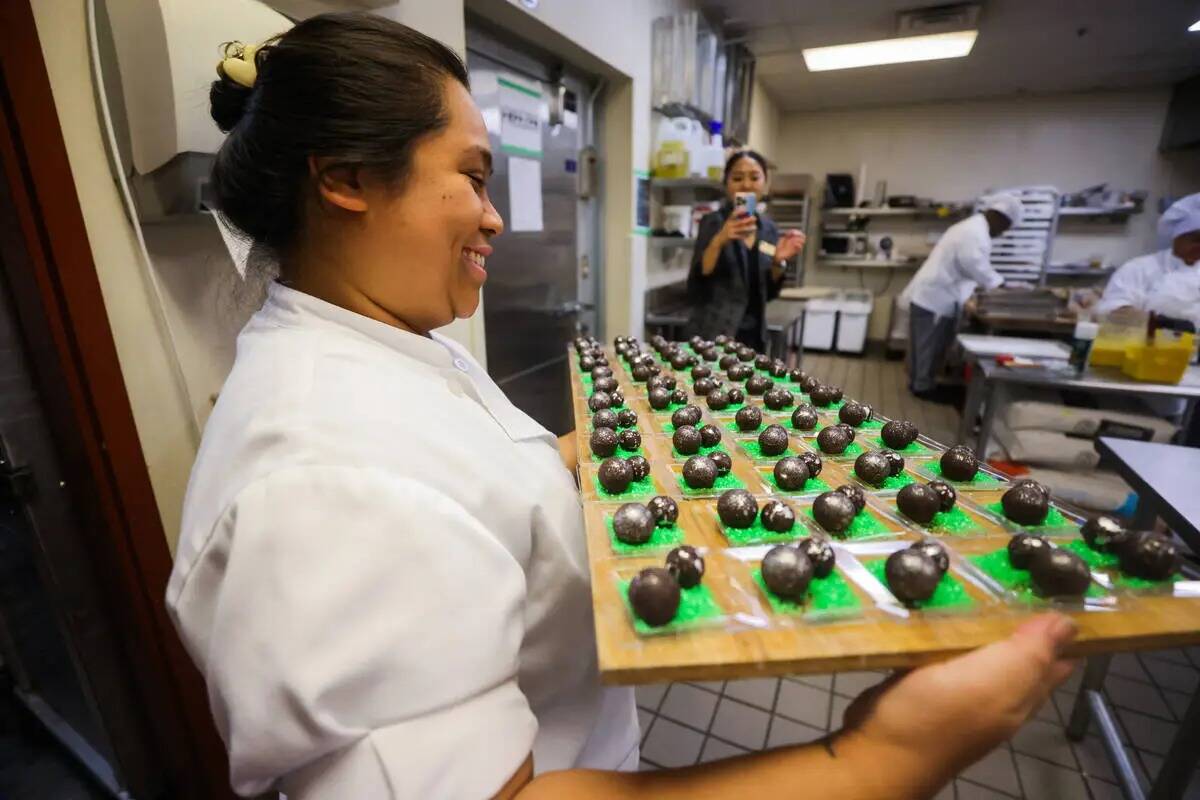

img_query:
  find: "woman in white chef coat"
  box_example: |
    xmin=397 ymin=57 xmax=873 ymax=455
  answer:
xmin=899 ymin=193 xmax=1021 ymax=399
xmin=1096 ymin=193 xmax=1200 ymax=329
xmin=167 ymin=13 xmax=1080 ymax=799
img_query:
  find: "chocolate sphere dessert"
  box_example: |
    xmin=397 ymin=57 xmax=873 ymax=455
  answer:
xmin=940 ymin=445 xmax=978 ymax=482
xmin=699 ymin=424 xmax=723 ymax=447
xmin=761 ymin=500 xmax=796 ymax=533
xmin=761 ymin=545 xmax=814 ymax=600
xmin=928 ymin=480 xmax=957 ymax=512
xmin=911 ymin=540 xmax=949 ymax=576
xmin=648 ymin=374 xmax=677 ymax=392
xmin=670 ymin=388 xmax=689 ymax=405
xmin=809 ymin=385 xmax=835 ymax=406
xmin=1119 ymin=533 xmax=1181 ymax=581
xmin=816 ymin=425 xmax=851 ymax=454
xmin=630 ymin=364 xmax=651 ymax=382
xmin=1007 ymin=534 xmax=1049 ymax=570
xmin=617 ymin=409 xmax=638 ymax=428
xmin=754 ymin=354 xmax=772 ymax=370
xmin=1001 ymin=484 xmax=1050 ymax=526
xmin=672 ymin=425 xmax=702 ymax=455
xmin=693 ymin=377 xmax=717 ymax=397
xmin=671 ymin=405 xmax=703 ymax=428
xmin=800 ymin=375 xmax=821 ymax=394
xmin=764 ymin=387 xmax=795 ymax=410
xmin=854 ymin=451 xmax=892 ymax=487
xmin=717 ymin=489 xmax=759 ymax=528
xmin=791 ymin=404 xmax=819 ymax=431
xmin=885 ymin=549 xmax=942 ymax=605
xmin=770 ymin=361 xmax=789 ymax=378
xmin=588 ymin=391 xmax=614 ymax=412
xmin=692 ymin=364 xmax=713 ymax=381
xmin=612 ymin=503 xmax=655 ymax=544
xmin=627 ymin=455 xmax=650 ymax=481
xmin=593 ymin=376 xmax=618 ymax=394
xmin=648 ymin=387 xmax=672 ymax=410
xmin=736 ymin=405 xmax=764 ymax=432
xmin=835 ymin=484 xmax=867 ymax=513
xmin=666 ymin=545 xmax=706 ymax=589
xmin=773 ymin=456 xmax=810 ymax=491
xmin=1029 ymin=548 xmax=1091 ymax=598
xmin=835 ymin=422 xmax=856 ymax=443
xmin=617 ymin=429 xmax=642 ymax=452
xmin=592 ymin=409 xmax=618 ymax=430
xmin=628 ymin=567 xmax=681 ymax=627
xmin=758 ymin=424 xmax=790 ymax=457
xmin=1080 ymin=516 xmax=1132 ymax=553
xmin=700 ymin=347 xmax=719 ymax=362
xmin=682 ymin=455 xmax=718 ymax=489
xmin=798 ymin=451 xmax=823 ymax=478
xmin=598 ymin=457 xmax=633 ymax=493
xmin=710 ymin=450 xmax=733 ymax=476
xmin=1013 ymin=479 xmax=1050 ymax=500
xmin=727 ymin=388 xmax=746 ymax=405
xmin=580 ymin=355 xmax=596 ymax=371
xmin=590 ymin=427 xmax=619 ymax=458
xmin=839 ymin=401 xmax=873 ymax=427
xmin=799 ymin=537 xmax=837 ymax=578
xmin=813 ymin=491 xmax=858 ymax=534
xmin=609 ymin=389 xmax=625 ymax=407
xmin=706 ymin=388 xmax=731 ymax=411
xmin=737 ymin=346 xmax=756 ymax=362
xmin=647 ymin=495 xmax=679 ymax=527
xmin=897 ymin=483 xmax=942 ymax=524
xmin=880 ymin=419 xmax=918 ymax=450
xmin=882 ymin=450 xmax=905 ymax=477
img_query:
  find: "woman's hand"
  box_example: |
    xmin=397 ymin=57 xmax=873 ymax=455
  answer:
xmin=776 ymin=229 xmax=806 ymax=262
xmin=717 ymin=209 xmax=758 ymax=246
xmin=839 ymin=614 xmax=1079 ymax=791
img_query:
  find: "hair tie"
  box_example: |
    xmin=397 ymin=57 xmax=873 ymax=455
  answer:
xmin=217 ymin=41 xmax=262 ymax=89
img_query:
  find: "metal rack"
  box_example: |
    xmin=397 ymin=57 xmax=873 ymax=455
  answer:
xmin=978 ymin=186 xmax=1061 ymax=285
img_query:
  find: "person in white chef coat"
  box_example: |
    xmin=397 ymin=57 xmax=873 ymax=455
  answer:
xmin=1096 ymin=193 xmax=1200 ymax=329
xmin=167 ymin=13 xmax=1080 ymax=800
xmin=899 ymin=193 xmax=1022 ymax=399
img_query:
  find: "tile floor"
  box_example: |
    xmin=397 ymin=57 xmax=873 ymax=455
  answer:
xmin=635 ymin=647 xmax=1200 ymax=798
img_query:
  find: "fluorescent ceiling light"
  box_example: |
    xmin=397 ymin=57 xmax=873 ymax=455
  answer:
xmin=803 ymin=30 xmax=978 ymax=72
xmin=1189 ymin=18 xmax=1200 ymax=31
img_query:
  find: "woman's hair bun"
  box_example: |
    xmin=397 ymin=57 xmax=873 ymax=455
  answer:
xmin=210 ymin=75 xmax=253 ymax=133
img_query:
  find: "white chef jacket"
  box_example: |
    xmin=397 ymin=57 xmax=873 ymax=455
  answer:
xmin=165 ymin=282 xmax=638 ymax=798
xmin=899 ymin=214 xmax=1004 ymax=318
xmin=1096 ymin=249 xmax=1198 ymax=319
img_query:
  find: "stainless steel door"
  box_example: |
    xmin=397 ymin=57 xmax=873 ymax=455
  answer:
xmin=466 ymin=27 xmax=596 ymax=435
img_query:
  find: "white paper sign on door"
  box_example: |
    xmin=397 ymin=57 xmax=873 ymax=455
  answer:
xmin=508 ymin=157 xmax=544 ymax=233
xmin=498 ymin=75 xmax=543 ymax=158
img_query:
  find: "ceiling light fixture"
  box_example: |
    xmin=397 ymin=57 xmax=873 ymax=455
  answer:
xmin=1189 ymin=18 xmax=1200 ymax=32
xmin=802 ymin=30 xmax=978 ymax=72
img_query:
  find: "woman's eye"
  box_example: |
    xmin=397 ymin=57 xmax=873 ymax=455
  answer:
xmin=467 ymin=173 xmax=486 ymax=190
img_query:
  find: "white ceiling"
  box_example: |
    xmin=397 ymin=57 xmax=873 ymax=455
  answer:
xmin=698 ymin=0 xmax=1200 ymax=111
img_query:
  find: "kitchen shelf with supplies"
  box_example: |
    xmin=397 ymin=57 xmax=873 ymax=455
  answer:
xmin=821 ymin=206 xmax=970 ymax=219
xmin=817 ymin=257 xmax=926 ymax=269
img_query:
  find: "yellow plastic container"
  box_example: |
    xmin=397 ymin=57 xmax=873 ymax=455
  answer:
xmin=1090 ymin=318 xmax=1146 ymax=367
xmin=653 ymin=142 xmax=689 ymax=179
xmin=1089 ymin=337 xmax=1129 ymax=367
xmin=1120 ymin=331 xmax=1194 ymax=384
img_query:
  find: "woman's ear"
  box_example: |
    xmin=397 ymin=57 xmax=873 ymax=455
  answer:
xmin=310 ymin=156 xmax=369 ymax=213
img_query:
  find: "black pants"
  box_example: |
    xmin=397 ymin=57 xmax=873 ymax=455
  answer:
xmin=908 ymin=303 xmax=957 ymax=393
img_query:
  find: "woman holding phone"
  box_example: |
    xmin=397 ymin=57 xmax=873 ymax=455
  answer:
xmin=686 ymin=150 xmax=806 ymax=351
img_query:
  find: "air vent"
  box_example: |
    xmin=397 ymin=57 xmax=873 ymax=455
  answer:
xmin=896 ymin=3 xmax=981 ymax=35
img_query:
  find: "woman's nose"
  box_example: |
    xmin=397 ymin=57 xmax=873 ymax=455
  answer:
xmin=483 ymin=196 xmax=504 ymax=237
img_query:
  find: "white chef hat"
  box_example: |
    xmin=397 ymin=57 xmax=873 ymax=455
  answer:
xmin=1158 ymin=193 xmax=1200 ymax=243
xmin=982 ymin=192 xmax=1024 ymax=227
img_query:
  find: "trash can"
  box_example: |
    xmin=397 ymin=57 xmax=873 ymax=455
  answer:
xmin=835 ymin=290 xmax=874 ymax=354
xmin=803 ymin=296 xmax=840 ymax=351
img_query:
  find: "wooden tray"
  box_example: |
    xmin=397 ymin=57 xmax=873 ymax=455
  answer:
xmin=571 ymin=346 xmax=1200 ymax=684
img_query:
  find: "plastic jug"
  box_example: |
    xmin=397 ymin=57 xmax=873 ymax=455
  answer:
xmin=654 ymin=117 xmax=698 ymax=179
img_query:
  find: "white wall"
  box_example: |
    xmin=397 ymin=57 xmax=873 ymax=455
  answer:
xmin=747 ymin=77 xmax=779 ymax=163
xmin=775 ymin=88 xmax=1200 ymax=340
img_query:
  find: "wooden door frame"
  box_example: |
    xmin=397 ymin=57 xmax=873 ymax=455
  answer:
xmin=0 ymin=3 xmax=232 ymax=797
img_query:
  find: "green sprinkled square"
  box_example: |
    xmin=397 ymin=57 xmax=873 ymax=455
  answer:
xmin=708 ymin=401 xmax=746 ymax=415
xmin=852 ymin=470 xmax=915 ymax=491
xmin=619 ymin=579 xmax=723 ymax=636
xmin=764 ymin=473 xmax=834 ymax=496
xmin=594 ymin=474 xmax=656 ymax=500
xmin=805 ymin=507 xmax=895 ymax=539
xmin=870 ymin=436 xmax=936 ymax=456
xmin=753 ymin=568 xmax=861 ymax=615
xmin=1061 ymin=540 xmax=1181 ymax=590
xmin=808 ymin=398 xmax=846 ymax=410
xmin=969 ymin=548 xmax=1105 ymax=601
xmin=606 ymin=517 xmax=684 ymax=555
xmin=676 ymin=472 xmax=745 ymax=495
xmin=671 ymin=443 xmax=729 ymax=460
xmin=718 ymin=515 xmax=808 ymax=546
xmin=902 ymin=505 xmax=985 ymax=536
xmin=825 ymin=441 xmax=865 ymax=459
xmin=789 ymin=421 xmax=821 ymax=434
xmin=923 ymin=461 xmax=1003 ymax=487
xmin=652 ymin=401 xmax=689 ymax=415
xmin=581 ymin=374 xmax=593 ymax=389
xmin=590 ymin=446 xmax=645 ymax=463
xmin=725 ymin=419 xmax=765 ymax=434
xmin=985 ymin=502 xmax=1071 ymax=532
xmin=739 ymin=440 xmax=797 ymax=461
xmin=865 ymin=558 xmax=976 ymax=610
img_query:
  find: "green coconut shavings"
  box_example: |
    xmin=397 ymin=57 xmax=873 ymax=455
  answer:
xmin=605 ymin=517 xmax=685 ymax=555
xmin=719 ymin=515 xmax=808 ymax=546
xmin=677 ymin=472 xmax=746 ymax=495
xmin=923 ymin=462 xmax=1003 ymax=487
xmin=984 ymin=502 xmax=1070 ymax=532
xmin=740 ymin=440 xmax=798 ymax=461
xmin=594 ymin=474 xmax=656 ymax=500
xmin=865 ymin=558 xmax=975 ymax=610
xmin=970 ymin=548 xmax=1105 ymax=601
xmin=753 ymin=569 xmax=861 ymax=615
xmin=620 ymin=580 xmax=723 ymax=636
xmin=853 ymin=470 xmax=916 ymax=491
xmin=805 ymin=507 xmax=893 ymax=539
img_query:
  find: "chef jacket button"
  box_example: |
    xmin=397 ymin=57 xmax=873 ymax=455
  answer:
xmin=453 ymin=358 xmax=469 ymax=372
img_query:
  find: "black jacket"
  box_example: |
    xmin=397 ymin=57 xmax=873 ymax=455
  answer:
xmin=686 ymin=206 xmax=783 ymax=342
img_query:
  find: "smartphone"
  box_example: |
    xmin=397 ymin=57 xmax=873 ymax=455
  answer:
xmin=734 ymin=192 xmax=757 ymax=217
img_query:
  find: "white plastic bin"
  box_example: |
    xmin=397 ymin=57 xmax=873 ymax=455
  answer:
xmin=803 ymin=296 xmax=839 ymax=351
xmin=835 ymin=290 xmax=874 ymax=354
